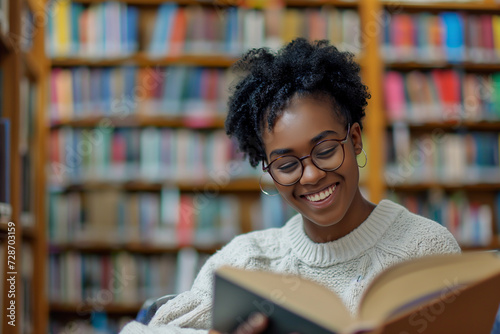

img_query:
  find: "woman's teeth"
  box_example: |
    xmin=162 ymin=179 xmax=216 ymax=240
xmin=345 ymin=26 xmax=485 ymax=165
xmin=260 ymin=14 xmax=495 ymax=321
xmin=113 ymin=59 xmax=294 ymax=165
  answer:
xmin=305 ymin=184 xmax=337 ymax=202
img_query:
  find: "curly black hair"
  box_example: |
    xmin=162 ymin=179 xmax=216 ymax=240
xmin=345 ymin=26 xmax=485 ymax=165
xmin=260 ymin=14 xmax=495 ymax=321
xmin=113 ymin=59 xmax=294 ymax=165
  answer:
xmin=225 ymin=38 xmax=371 ymax=168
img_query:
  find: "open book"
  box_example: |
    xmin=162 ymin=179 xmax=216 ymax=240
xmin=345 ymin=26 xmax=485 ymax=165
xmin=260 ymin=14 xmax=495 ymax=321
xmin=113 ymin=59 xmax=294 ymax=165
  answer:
xmin=212 ymin=251 xmax=500 ymax=334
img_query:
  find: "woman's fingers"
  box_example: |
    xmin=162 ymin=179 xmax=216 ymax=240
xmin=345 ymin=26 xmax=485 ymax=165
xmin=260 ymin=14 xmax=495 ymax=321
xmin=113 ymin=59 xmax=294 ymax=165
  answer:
xmin=234 ymin=313 xmax=268 ymax=334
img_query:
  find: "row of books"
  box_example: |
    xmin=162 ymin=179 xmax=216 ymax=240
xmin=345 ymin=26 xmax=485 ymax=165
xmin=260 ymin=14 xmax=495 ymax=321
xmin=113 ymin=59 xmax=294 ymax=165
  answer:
xmin=388 ymin=190 xmax=499 ymax=247
xmin=46 ymin=1 xmax=360 ymax=58
xmin=48 ymin=248 xmax=210 ymax=305
xmin=0 ymin=0 xmax=8 ymax=36
xmin=20 ymin=3 xmax=35 ymax=52
xmin=47 ymin=1 xmax=138 ymax=58
xmin=384 ymin=70 xmax=500 ymax=122
xmin=49 ymin=127 xmax=258 ymax=185
xmin=386 ymin=128 xmax=500 ymax=185
xmin=146 ymin=4 xmax=360 ymax=57
xmin=50 ymin=66 xmax=234 ymax=122
xmin=20 ymin=77 xmax=37 ymax=227
xmin=382 ymin=11 xmax=500 ymax=64
xmin=48 ymin=188 xmax=241 ymax=247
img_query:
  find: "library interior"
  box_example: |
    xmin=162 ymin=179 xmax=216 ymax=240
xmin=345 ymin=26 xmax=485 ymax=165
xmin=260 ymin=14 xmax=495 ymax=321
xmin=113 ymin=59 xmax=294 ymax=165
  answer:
xmin=1 ymin=0 xmax=500 ymax=333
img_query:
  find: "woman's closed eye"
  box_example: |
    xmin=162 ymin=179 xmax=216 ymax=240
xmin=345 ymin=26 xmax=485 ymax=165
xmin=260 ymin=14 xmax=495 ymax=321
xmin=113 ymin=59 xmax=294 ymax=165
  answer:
xmin=276 ymin=160 xmax=299 ymax=173
xmin=315 ymin=145 xmax=339 ymax=159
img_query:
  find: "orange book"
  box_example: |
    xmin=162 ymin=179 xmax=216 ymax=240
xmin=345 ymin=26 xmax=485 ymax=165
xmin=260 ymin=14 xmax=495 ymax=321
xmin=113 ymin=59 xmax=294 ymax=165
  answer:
xmin=392 ymin=14 xmax=415 ymax=61
xmin=169 ymin=8 xmax=187 ymax=57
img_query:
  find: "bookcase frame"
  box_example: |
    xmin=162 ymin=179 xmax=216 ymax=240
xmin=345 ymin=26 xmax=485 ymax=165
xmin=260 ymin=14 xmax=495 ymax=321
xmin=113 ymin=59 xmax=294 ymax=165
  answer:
xmin=0 ymin=0 xmax=48 ymax=333
xmin=2 ymin=0 xmax=497 ymax=331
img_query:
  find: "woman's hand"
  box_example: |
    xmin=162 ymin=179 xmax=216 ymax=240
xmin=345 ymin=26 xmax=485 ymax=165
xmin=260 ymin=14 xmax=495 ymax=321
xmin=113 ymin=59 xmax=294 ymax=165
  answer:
xmin=209 ymin=313 xmax=268 ymax=334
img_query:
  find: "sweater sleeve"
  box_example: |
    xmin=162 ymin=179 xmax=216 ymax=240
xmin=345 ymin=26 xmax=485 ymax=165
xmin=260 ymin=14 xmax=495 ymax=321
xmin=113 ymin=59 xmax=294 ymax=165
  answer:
xmin=119 ymin=234 xmax=258 ymax=334
xmin=415 ymin=224 xmax=462 ymax=256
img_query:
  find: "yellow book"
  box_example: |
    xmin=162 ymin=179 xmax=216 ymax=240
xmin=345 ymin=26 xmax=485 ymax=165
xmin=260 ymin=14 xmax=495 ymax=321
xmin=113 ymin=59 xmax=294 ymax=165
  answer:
xmin=492 ymin=16 xmax=500 ymax=60
xmin=54 ymin=0 xmax=71 ymax=56
xmin=282 ymin=9 xmax=301 ymax=44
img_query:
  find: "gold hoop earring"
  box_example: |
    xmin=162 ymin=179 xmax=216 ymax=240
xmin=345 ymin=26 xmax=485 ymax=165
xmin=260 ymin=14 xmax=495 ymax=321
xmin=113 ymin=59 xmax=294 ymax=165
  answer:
xmin=259 ymin=173 xmax=279 ymax=196
xmin=357 ymin=149 xmax=367 ymax=168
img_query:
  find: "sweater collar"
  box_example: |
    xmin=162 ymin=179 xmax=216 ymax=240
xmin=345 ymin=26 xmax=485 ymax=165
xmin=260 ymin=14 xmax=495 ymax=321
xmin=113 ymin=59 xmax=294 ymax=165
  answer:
xmin=284 ymin=200 xmax=405 ymax=266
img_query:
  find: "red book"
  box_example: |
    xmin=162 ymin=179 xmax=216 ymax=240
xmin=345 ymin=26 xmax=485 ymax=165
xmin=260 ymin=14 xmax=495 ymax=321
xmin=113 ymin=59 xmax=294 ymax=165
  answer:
xmin=177 ymin=195 xmax=195 ymax=247
xmin=481 ymin=15 xmax=495 ymax=62
xmin=169 ymin=8 xmax=187 ymax=57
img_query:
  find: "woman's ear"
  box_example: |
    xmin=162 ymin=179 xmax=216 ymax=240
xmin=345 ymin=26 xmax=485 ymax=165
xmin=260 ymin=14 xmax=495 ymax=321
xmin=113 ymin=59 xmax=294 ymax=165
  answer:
xmin=350 ymin=122 xmax=363 ymax=155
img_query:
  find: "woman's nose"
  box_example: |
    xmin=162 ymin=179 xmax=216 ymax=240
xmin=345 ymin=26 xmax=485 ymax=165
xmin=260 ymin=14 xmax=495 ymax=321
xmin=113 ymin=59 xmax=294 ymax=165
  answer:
xmin=299 ymin=158 xmax=326 ymax=185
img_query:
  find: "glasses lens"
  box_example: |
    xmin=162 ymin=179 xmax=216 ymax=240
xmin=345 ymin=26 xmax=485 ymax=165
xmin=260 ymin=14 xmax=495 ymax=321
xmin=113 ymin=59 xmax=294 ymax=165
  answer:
xmin=270 ymin=156 xmax=302 ymax=185
xmin=312 ymin=140 xmax=344 ymax=171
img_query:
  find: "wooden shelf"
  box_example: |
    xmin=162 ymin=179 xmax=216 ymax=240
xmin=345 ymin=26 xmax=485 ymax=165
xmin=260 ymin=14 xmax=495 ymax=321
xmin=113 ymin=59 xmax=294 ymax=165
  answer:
xmin=0 ymin=220 xmax=9 ymax=234
xmin=49 ymin=242 xmax=221 ymax=254
xmin=388 ymin=183 xmax=500 ymax=192
xmin=382 ymin=0 xmax=500 ymax=11
xmin=461 ymin=240 xmax=500 ymax=251
xmin=387 ymin=121 xmax=500 ymax=131
xmin=22 ymin=225 xmax=36 ymax=239
xmin=385 ymin=61 xmax=500 ymax=71
xmin=22 ymin=51 xmax=42 ymax=80
xmin=50 ymin=302 xmax=143 ymax=314
xmin=50 ymin=115 xmax=226 ymax=129
xmin=25 ymin=0 xmax=44 ymax=14
xmin=50 ymin=178 xmax=262 ymax=192
xmin=0 ymin=31 xmax=13 ymax=54
xmin=72 ymin=0 xmax=357 ymax=6
xmin=50 ymin=53 xmax=237 ymax=67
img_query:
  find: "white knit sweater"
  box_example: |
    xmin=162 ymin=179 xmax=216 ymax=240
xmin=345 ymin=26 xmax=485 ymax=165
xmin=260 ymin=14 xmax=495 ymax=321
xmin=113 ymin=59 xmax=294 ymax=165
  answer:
xmin=120 ymin=199 xmax=461 ymax=333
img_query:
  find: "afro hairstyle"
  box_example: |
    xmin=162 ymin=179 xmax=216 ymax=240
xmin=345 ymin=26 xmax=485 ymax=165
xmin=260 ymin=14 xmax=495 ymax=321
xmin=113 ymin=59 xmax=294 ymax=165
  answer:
xmin=225 ymin=38 xmax=370 ymax=168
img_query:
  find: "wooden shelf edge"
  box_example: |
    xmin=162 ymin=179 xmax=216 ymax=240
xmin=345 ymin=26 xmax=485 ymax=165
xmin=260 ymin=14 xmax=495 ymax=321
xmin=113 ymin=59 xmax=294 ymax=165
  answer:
xmin=387 ymin=183 xmax=500 ymax=191
xmin=386 ymin=120 xmax=500 ymax=131
xmin=49 ymin=242 xmax=222 ymax=254
xmin=0 ymin=30 xmax=13 ymax=53
xmin=461 ymin=240 xmax=500 ymax=251
xmin=49 ymin=178 xmax=262 ymax=192
xmin=25 ymin=0 xmax=44 ymax=14
xmin=50 ymin=53 xmax=237 ymax=67
xmin=49 ymin=302 xmax=142 ymax=314
xmin=71 ymin=0 xmax=358 ymax=6
xmin=382 ymin=0 xmax=500 ymax=11
xmin=22 ymin=51 xmax=42 ymax=79
xmin=50 ymin=115 xmax=226 ymax=129
xmin=385 ymin=61 xmax=500 ymax=71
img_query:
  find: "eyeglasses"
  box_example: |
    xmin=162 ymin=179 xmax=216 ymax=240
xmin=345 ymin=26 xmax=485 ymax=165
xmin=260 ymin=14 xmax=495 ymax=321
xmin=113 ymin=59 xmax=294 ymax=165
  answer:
xmin=262 ymin=124 xmax=350 ymax=186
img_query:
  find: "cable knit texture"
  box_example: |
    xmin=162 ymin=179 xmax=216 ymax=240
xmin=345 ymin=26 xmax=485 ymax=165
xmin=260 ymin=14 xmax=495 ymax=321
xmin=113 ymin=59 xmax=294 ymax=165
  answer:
xmin=119 ymin=200 xmax=461 ymax=333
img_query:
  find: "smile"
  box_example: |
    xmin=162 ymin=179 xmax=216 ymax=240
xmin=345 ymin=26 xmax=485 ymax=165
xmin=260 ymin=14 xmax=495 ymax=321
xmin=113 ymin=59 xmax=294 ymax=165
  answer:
xmin=304 ymin=184 xmax=337 ymax=202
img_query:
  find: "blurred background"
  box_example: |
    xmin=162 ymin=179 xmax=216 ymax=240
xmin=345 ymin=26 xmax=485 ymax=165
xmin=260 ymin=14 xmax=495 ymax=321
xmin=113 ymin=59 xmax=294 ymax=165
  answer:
xmin=0 ymin=0 xmax=499 ymax=332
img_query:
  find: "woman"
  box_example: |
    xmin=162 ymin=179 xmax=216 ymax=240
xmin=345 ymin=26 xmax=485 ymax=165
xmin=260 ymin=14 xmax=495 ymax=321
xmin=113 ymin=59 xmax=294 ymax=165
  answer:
xmin=120 ymin=38 xmax=460 ymax=334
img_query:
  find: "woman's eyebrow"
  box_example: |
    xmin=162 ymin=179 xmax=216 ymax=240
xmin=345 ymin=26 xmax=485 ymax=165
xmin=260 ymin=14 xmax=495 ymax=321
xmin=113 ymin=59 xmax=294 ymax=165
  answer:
xmin=269 ymin=130 xmax=339 ymax=159
xmin=270 ymin=148 xmax=294 ymax=159
xmin=310 ymin=130 xmax=339 ymax=144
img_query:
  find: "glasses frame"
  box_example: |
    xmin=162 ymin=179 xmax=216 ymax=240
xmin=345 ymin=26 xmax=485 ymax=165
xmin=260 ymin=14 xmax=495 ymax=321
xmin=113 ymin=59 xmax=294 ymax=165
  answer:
xmin=262 ymin=124 xmax=351 ymax=186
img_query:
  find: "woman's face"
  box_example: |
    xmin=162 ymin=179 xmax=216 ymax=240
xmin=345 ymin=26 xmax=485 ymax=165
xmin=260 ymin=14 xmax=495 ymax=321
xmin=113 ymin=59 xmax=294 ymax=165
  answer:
xmin=261 ymin=95 xmax=365 ymax=242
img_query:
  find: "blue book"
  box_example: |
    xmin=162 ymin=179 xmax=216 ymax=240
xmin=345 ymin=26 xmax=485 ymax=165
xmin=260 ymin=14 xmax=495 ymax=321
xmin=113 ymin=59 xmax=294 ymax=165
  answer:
xmin=71 ymin=68 xmax=82 ymax=116
xmin=127 ymin=6 xmax=139 ymax=54
xmin=440 ymin=12 xmax=465 ymax=63
xmin=149 ymin=3 xmax=177 ymax=56
xmin=70 ymin=3 xmax=83 ymax=55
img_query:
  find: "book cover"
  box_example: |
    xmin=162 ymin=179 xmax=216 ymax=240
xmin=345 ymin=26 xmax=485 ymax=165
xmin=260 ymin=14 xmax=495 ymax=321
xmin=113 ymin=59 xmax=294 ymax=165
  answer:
xmin=213 ymin=252 xmax=500 ymax=334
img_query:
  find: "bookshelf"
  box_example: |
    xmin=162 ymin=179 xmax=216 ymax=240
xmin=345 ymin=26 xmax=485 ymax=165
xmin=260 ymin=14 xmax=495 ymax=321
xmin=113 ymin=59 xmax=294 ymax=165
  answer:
xmin=31 ymin=0 xmax=500 ymax=332
xmin=381 ymin=2 xmax=500 ymax=250
xmin=0 ymin=0 xmax=48 ymax=333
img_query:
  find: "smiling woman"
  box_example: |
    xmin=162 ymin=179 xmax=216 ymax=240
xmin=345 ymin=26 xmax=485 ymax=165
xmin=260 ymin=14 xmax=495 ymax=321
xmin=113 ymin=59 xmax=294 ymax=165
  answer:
xmin=119 ymin=39 xmax=461 ymax=334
